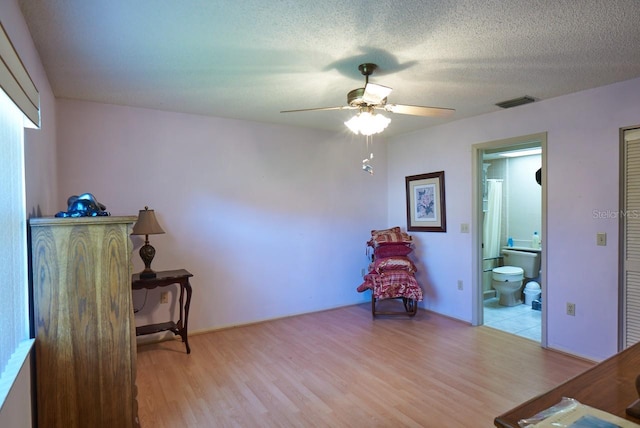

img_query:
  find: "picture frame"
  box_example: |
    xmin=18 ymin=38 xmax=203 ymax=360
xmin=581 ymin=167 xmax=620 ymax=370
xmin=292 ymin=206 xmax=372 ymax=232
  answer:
xmin=405 ymin=171 xmax=447 ymax=232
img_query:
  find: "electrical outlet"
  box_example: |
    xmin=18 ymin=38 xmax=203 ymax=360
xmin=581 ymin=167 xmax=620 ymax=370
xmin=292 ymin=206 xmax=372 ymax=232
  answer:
xmin=597 ymin=232 xmax=607 ymax=246
xmin=457 ymin=280 xmax=463 ymax=290
xmin=566 ymin=302 xmax=576 ymax=316
xmin=160 ymin=291 xmax=169 ymax=304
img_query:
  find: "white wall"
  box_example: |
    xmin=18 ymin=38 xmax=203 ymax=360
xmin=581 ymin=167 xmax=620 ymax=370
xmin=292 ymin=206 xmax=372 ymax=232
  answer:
xmin=507 ymin=155 xmax=542 ymax=247
xmin=484 ymin=154 xmax=542 ymax=249
xmin=8 ymin=0 xmax=640 ymax=372
xmin=55 ymin=100 xmax=388 ymax=332
xmin=387 ymin=77 xmax=640 ymax=361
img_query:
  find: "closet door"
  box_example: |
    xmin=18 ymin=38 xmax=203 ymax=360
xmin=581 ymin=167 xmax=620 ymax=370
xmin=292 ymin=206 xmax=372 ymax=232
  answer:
xmin=622 ymin=128 xmax=640 ymax=348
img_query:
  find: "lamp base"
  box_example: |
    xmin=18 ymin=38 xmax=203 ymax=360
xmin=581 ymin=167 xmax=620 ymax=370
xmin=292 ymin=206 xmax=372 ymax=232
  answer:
xmin=138 ymin=241 xmax=157 ymax=279
xmin=139 ymin=269 xmax=157 ymax=279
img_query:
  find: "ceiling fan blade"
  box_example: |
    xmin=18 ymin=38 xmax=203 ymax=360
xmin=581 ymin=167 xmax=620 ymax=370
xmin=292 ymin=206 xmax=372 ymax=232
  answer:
xmin=362 ymin=83 xmax=392 ymax=105
xmin=280 ymin=106 xmax=356 ymax=113
xmin=383 ymin=103 xmax=455 ymax=117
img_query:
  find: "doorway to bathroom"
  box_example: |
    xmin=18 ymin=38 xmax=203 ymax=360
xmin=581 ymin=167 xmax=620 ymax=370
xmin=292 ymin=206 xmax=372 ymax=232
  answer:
xmin=472 ymin=133 xmax=547 ymax=346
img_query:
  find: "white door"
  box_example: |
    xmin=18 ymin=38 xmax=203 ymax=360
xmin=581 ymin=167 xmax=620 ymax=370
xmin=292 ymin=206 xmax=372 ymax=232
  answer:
xmin=621 ymin=127 xmax=640 ymax=348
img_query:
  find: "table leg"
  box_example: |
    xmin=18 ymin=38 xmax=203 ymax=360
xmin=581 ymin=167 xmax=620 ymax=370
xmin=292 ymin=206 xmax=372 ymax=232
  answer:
xmin=182 ymin=280 xmax=192 ymax=353
xmin=178 ymin=282 xmax=185 ymax=333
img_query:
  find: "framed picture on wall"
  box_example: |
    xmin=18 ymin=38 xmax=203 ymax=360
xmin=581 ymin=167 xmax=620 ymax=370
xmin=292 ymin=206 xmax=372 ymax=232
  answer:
xmin=405 ymin=171 xmax=447 ymax=232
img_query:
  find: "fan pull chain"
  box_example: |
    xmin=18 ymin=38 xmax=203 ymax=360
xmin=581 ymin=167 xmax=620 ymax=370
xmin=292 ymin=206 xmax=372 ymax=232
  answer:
xmin=362 ymin=135 xmax=374 ymax=175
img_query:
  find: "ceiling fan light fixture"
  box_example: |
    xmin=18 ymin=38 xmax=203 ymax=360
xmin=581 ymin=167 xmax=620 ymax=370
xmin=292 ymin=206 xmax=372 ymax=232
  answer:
xmin=344 ymin=110 xmax=391 ymax=136
xmin=282 ymin=63 xmax=455 ymax=129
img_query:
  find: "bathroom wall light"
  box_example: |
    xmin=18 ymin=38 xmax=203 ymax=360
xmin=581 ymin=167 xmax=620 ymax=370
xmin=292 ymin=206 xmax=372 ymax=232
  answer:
xmin=499 ymin=148 xmax=542 ymax=158
xmin=344 ymin=108 xmax=391 ymax=136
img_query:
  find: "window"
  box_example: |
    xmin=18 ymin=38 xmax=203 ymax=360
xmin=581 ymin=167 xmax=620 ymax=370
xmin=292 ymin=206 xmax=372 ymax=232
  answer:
xmin=0 ymin=19 xmax=40 ymax=409
xmin=0 ymin=88 xmax=32 ymax=408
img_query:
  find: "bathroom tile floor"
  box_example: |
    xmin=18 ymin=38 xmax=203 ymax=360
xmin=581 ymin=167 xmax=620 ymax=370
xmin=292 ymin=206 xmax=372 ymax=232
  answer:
xmin=483 ymin=297 xmax=541 ymax=342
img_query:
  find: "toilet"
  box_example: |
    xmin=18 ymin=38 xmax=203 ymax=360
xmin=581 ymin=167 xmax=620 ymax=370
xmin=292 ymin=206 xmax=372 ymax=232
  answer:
xmin=492 ymin=248 xmax=541 ymax=306
xmin=492 ymin=266 xmax=524 ymax=306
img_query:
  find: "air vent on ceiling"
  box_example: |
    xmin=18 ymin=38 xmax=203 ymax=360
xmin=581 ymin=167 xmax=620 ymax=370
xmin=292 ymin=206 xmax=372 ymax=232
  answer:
xmin=495 ymin=96 xmax=536 ymax=109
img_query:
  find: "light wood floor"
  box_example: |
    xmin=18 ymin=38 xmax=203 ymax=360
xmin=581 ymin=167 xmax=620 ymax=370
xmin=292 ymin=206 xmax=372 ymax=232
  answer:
xmin=136 ymin=302 xmax=594 ymax=427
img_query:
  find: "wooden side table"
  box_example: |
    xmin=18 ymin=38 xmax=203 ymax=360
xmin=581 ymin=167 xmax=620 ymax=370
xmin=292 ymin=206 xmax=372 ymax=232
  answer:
xmin=132 ymin=269 xmax=193 ymax=354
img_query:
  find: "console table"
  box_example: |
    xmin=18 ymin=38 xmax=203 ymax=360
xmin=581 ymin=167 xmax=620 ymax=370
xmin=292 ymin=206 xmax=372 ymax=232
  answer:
xmin=132 ymin=269 xmax=193 ymax=354
xmin=495 ymin=341 xmax=640 ymax=427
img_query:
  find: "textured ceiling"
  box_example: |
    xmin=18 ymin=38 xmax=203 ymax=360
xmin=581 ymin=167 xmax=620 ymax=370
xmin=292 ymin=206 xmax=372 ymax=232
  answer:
xmin=17 ymin=0 xmax=640 ymax=136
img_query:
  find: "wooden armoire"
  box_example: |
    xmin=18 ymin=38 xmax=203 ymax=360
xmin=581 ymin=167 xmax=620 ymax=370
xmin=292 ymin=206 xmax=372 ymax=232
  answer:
xmin=29 ymin=216 xmax=140 ymax=428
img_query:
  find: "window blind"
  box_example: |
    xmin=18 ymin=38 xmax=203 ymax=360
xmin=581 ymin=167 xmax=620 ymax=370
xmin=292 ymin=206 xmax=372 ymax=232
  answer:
xmin=0 ymin=88 xmax=30 ymax=408
xmin=0 ymin=21 xmax=39 ymax=128
xmin=0 ymin=20 xmax=37 ymax=409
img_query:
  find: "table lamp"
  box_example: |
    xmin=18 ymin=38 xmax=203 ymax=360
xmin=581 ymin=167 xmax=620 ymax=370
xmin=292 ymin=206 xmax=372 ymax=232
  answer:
xmin=131 ymin=206 xmax=165 ymax=279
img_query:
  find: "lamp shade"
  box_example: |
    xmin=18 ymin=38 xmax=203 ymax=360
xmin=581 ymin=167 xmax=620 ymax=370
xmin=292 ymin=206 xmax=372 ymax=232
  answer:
xmin=132 ymin=206 xmax=165 ymax=235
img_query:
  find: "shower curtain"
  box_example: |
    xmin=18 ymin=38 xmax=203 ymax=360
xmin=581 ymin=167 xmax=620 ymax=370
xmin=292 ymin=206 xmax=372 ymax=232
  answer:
xmin=483 ymin=180 xmax=503 ymax=290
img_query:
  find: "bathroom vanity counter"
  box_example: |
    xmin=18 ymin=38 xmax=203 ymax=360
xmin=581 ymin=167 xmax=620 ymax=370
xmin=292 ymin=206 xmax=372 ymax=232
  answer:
xmin=494 ymin=342 xmax=640 ymax=427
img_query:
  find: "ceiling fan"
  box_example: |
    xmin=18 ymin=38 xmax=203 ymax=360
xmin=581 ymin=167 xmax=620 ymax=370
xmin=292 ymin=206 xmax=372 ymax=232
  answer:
xmin=281 ymin=63 xmax=455 ymax=135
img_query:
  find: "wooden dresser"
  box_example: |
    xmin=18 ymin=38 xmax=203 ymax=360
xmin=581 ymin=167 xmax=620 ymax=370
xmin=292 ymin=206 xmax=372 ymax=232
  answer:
xmin=29 ymin=216 xmax=140 ymax=428
xmin=495 ymin=341 xmax=640 ymax=427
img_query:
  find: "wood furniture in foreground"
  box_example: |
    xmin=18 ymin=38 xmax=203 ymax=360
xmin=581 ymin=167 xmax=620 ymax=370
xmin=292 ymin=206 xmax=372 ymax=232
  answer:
xmin=30 ymin=216 xmax=139 ymax=428
xmin=132 ymin=269 xmax=193 ymax=354
xmin=495 ymin=341 xmax=640 ymax=427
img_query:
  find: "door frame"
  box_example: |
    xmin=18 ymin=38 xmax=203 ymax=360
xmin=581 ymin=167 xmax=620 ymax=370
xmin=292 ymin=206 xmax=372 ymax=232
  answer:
xmin=471 ymin=132 xmax=548 ymax=347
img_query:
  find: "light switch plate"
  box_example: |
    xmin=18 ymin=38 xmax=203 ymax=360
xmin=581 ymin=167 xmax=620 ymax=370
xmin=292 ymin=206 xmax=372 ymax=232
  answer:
xmin=597 ymin=232 xmax=607 ymax=246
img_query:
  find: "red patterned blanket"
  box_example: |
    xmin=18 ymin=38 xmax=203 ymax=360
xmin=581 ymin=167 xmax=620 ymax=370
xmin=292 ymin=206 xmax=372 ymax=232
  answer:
xmin=357 ymin=270 xmax=423 ymax=301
